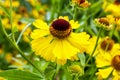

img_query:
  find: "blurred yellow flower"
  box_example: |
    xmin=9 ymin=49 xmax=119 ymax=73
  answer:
xmin=26 ymin=0 xmax=41 ymax=7
xmin=0 ymin=0 xmax=20 ymax=8
xmin=96 ymin=41 xmax=120 ymax=79
xmin=103 ymin=0 xmax=120 ymax=17
xmin=0 ymin=77 xmax=6 ymax=80
xmin=72 ymin=0 xmax=90 ymax=8
xmin=31 ymin=9 xmax=46 ymax=20
xmin=31 ymin=16 xmax=90 ymax=65
xmin=2 ymin=18 xmax=11 ymax=29
xmin=13 ymin=20 xmax=26 ymax=31
xmin=5 ymin=53 xmax=27 ymax=70
xmin=86 ymin=36 xmax=119 ymax=57
xmin=23 ymin=27 xmax=32 ymax=42
xmin=94 ymin=17 xmax=114 ymax=30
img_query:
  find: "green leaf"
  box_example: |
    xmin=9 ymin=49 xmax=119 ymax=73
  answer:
xmin=78 ymin=53 xmax=85 ymax=67
xmin=0 ymin=70 xmax=43 ymax=80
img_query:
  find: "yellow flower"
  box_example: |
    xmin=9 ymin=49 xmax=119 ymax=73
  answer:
xmin=31 ymin=16 xmax=90 ymax=65
xmin=1 ymin=12 xmax=25 ymax=30
xmin=86 ymin=36 xmax=114 ymax=56
xmin=5 ymin=53 xmax=27 ymax=70
xmin=96 ymin=41 xmax=120 ymax=79
xmin=72 ymin=0 xmax=90 ymax=8
xmin=94 ymin=17 xmax=114 ymax=30
xmin=0 ymin=0 xmax=20 ymax=8
xmin=23 ymin=27 xmax=32 ymax=42
xmin=26 ymin=0 xmax=41 ymax=7
xmin=13 ymin=20 xmax=26 ymax=31
xmin=106 ymin=15 xmax=120 ymax=31
xmin=31 ymin=9 xmax=46 ymax=20
xmin=0 ymin=77 xmax=6 ymax=80
xmin=103 ymin=0 xmax=120 ymax=17
xmin=2 ymin=18 xmax=11 ymax=29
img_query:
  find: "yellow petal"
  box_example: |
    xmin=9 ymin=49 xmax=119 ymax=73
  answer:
xmin=70 ymin=20 xmax=80 ymax=29
xmin=96 ymin=53 xmax=111 ymax=67
xmin=68 ymin=32 xmax=90 ymax=52
xmin=40 ymin=42 xmax=56 ymax=62
xmin=31 ymin=36 xmax=53 ymax=55
xmin=59 ymin=16 xmax=69 ymax=21
xmin=112 ymin=70 xmax=120 ymax=80
xmin=53 ymin=39 xmax=79 ymax=60
xmin=31 ymin=29 xmax=49 ymax=39
xmin=33 ymin=19 xmax=49 ymax=30
xmin=96 ymin=67 xmax=113 ymax=79
xmin=105 ymin=4 xmax=120 ymax=17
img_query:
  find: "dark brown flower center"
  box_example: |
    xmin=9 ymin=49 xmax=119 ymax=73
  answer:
xmin=100 ymin=37 xmax=114 ymax=51
xmin=114 ymin=0 xmax=120 ymax=5
xmin=98 ymin=18 xmax=109 ymax=26
xmin=78 ymin=0 xmax=85 ymax=4
xmin=50 ymin=19 xmax=72 ymax=39
xmin=17 ymin=21 xmax=22 ymax=25
xmin=111 ymin=55 xmax=120 ymax=71
xmin=51 ymin=19 xmax=70 ymax=31
xmin=115 ymin=17 xmax=120 ymax=21
xmin=19 ymin=6 xmax=27 ymax=13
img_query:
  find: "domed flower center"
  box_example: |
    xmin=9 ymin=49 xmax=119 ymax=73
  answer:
xmin=17 ymin=21 xmax=22 ymax=25
xmin=78 ymin=0 xmax=85 ymax=4
xmin=111 ymin=55 xmax=120 ymax=71
xmin=114 ymin=0 xmax=120 ymax=5
xmin=49 ymin=19 xmax=72 ymax=39
xmin=100 ymin=37 xmax=114 ymax=51
xmin=98 ymin=18 xmax=109 ymax=26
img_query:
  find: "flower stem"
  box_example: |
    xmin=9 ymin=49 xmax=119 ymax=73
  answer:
xmin=53 ymin=64 xmax=61 ymax=80
xmin=73 ymin=5 xmax=77 ymax=21
xmin=72 ymin=75 xmax=79 ymax=80
xmin=10 ymin=0 xmax=15 ymax=42
xmin=105 ymin=25 xmax=116 ymax=52
xmin=0 ymin=16 xmax=44 ymax=78
xmin=119 ymin=31 xmax=120 ymax=44
xmin=85 ymin=27 xmax=102 ymax=66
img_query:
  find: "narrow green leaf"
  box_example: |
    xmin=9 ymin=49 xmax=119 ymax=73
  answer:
xmin=0 ymin=70 xmax=43 ymax=80
xmin=78 ymin=53 xmax=85 ymax=67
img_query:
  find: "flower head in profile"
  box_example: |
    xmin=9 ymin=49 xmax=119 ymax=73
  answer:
xmin=31 ymin=16 xmax=90 ymax=65
xmin=105 ymin=15 xmax=120 ymax=31
xmin=69 ymin=64 xmax=84 ymax=76
xmin=95 ymin=39 xmax=120 ymax=79
xmin=94 ymin=17 xmax=114 ymax=30
xmin=72 ymin=0 xmax=90 ymax=8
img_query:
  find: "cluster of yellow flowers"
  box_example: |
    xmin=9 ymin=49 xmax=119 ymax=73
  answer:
xmin=0 ymin=0 xmax=47 ymax=70
xmin=31 ymin=0 xmax=120 ymax=80
xmin=0 ymin=0 xmax=120 ymax=80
